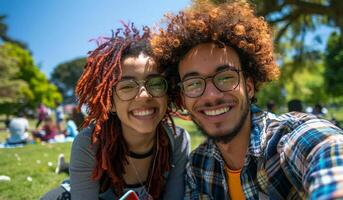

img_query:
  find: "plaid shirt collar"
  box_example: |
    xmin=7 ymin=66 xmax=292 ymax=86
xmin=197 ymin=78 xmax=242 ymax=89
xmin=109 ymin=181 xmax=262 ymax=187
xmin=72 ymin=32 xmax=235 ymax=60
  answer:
xmin=204 ymin=104 xmax=272 ymax=163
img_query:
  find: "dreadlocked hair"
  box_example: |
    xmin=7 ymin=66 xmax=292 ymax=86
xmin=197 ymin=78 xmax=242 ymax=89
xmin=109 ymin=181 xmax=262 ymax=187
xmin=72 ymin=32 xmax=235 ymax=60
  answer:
xmin=75 ymin=23 xmax=174 ymax=199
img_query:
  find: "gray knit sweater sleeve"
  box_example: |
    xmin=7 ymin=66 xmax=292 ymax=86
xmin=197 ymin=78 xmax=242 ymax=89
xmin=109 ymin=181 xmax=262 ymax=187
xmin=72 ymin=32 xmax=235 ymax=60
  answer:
xmin=162 ymin=125 xmax=191 ymax=200
xmin=69 ymin=126 xmax=99 ymax=200
xmin=69 ymin=125 xmax=190 ymax=200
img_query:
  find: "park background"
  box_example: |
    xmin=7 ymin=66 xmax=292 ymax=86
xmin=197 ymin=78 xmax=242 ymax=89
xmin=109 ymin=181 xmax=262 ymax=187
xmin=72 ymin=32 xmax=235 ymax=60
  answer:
xmin=0 ymin=0 xmax=342 ymax=199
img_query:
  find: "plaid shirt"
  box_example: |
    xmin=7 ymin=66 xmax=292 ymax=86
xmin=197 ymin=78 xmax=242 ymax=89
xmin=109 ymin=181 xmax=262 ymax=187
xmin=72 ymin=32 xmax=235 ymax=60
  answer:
xmin=185 ymin=105 xmax=343 ymax=200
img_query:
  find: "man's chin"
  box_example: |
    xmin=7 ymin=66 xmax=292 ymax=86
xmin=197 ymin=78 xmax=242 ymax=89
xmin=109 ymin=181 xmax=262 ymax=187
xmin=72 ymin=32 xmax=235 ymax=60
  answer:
xmin=194 ymin=122 xmax=237 ymax=143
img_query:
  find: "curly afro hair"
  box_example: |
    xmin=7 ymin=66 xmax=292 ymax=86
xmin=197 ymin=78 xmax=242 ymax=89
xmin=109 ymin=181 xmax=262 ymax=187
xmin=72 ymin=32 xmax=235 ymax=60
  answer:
xmin=151 ymin=0 xmax=280 ymax=104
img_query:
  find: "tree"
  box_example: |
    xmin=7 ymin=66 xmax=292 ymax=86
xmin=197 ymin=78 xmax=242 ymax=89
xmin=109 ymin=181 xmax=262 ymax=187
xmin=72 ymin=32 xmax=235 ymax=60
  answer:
xmin=324 ymin=32 xmax=343 ymax=101
xmin=50 ymin=57 xmax=86 ymax=103
xmin=202 ymin=0 xmax=343 ymax=43
xmin=282 ymin=61 xmax=329 ymax=105
xmin=0 ymin=43 xmax=28 ymax=115
xmin=199 ymin=0 xmax=342 ymax=70
xmin=0 ymin=43 xmax=62 ymax=115
xmin=0 ymin=15 xmax=27 ymax=49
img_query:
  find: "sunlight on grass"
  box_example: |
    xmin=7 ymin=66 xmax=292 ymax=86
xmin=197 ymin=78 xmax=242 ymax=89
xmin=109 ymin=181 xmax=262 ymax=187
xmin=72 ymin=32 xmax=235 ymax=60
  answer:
xmin=0 ymin=108 xmax=341 ymax=199
xmin=0 ymin=142 xmax=71 ymax=199
xmin=173 ymin=117 xmax=205 ymax=150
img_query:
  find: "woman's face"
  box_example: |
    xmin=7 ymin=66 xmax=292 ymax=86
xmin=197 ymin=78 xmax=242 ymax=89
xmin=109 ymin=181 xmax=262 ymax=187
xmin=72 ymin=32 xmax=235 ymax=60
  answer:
xmin=112 ymin=53 xmax=168 ymax=136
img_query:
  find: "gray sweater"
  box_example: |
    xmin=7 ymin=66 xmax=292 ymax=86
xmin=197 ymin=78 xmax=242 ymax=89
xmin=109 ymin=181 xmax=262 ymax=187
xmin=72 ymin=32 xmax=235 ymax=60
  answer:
xmin=69 ymin=124 xmax=190 ymax=200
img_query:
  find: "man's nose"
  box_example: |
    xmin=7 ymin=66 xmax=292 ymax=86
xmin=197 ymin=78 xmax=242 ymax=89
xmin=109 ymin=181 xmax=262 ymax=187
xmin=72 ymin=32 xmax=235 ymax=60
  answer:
xmin=202 ymin=80 xmax=223 ymax=99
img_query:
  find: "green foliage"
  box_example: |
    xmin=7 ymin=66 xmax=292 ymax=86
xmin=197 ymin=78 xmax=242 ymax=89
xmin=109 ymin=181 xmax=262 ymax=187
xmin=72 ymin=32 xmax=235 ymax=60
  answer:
xmin=325 ymin=32 xmax=343 ymax=99
xmin=0 ymin=43 xmax=62 ymax=115
xmin=0 ymin=44 xmax=27 ymax=105
xmin=173 ymin=117 xmax=205 ymax=150
xmin=51 ymin=57 xmax=86 ymax=103
xmin=256 ymin=81 xmax=286 ymax=109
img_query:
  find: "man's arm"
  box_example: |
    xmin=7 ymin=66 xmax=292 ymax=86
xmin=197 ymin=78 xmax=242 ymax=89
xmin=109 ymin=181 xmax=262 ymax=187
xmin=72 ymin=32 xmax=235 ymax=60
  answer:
xmin=280 ymin=117 xmax=343 ymax=199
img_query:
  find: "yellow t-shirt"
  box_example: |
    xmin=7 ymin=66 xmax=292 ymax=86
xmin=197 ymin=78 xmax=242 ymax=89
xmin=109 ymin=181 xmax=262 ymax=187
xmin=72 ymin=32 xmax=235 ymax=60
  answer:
xmin=225 ymin=165 xmax=245 ymax=200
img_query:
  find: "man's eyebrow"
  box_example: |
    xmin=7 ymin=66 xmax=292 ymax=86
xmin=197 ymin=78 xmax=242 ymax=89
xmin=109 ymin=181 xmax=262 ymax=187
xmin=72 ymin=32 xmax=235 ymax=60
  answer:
xmin=182 ymin=72 xmax=200 ymax=80
xmin=182 ymin=64 xmax=237 ymax=80
xmin=216 ymin=64 xmax=237 ymax=72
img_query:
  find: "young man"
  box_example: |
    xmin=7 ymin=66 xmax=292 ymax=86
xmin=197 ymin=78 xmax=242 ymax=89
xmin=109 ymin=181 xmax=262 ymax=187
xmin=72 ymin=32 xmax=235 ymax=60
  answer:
xmin=152 ymin=1 xmax=343 ymax=199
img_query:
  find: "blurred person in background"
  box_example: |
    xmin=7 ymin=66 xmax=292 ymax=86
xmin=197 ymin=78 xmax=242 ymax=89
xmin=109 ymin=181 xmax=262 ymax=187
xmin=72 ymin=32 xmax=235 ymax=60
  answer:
xmin=5 ymin=111 xmax=30 ymax=146
xmin=36 ymin=103 xmax=49 ymax=128
xmin=287 ymin=99 xmax=303 ymax=112
xmin=33 ymin=117 xmax=58 ymax=142
xmin=55 ymin=101 xmax=65 ymax=133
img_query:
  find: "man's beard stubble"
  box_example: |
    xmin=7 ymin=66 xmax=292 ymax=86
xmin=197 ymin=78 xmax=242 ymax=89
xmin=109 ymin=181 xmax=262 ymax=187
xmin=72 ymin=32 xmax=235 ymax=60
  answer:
xmin=190 ymin=92 xmax=251 ymax=144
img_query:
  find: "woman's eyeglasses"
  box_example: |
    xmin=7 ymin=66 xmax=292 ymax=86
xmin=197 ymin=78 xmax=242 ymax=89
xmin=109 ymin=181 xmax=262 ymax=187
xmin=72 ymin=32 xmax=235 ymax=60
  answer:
xmin=114 ymin=76 xmax=168 ymax=101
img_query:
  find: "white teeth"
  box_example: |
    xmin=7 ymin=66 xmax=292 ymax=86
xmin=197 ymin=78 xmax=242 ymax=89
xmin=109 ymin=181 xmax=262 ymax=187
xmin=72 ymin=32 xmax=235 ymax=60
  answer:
xmin=203 ymin=107 xmax=229 ymax=116
xmin=132 ymin=109 xmax=154 ymax=116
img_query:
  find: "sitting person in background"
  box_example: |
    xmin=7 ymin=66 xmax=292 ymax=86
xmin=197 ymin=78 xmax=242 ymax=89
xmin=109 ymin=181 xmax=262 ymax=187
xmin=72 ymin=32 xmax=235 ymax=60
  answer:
xmin=33 ymin=117 xmax=58 ymax=142
xmin=6 ymin=111 xmax=30 ymax=145
xmin=55 ymin=101 xmax=65 ymax=132
xmin=36 ymin=103 xmax=49 ymax=128
xmin=71 ymin=106 xmax=84 ymax=130
xmin=287 ymin=99 xmax=303 ymax=112
xmin=63 ymin=116 xmax=78 ymax=141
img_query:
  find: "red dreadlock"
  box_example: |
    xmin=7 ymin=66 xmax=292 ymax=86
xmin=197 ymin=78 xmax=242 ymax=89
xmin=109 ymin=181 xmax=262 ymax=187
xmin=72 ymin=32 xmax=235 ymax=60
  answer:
xmin=75 ymin=23 xmax=174 ymax=199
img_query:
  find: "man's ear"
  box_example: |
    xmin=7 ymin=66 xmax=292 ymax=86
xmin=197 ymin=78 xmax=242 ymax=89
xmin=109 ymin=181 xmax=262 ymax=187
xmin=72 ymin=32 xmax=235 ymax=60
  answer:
xmin=245 ymin=77 xmax=255 ymax=100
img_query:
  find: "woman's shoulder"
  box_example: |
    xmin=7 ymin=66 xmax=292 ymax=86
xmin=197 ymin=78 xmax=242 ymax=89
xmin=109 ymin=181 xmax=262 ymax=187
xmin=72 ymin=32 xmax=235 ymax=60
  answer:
xmin=72 ymin=126 xmax=94 ymax=148
xmin=164 ymin=123 xmax=189 ymax=139
xmin=163 ymin=123 xmax=190 ymax=153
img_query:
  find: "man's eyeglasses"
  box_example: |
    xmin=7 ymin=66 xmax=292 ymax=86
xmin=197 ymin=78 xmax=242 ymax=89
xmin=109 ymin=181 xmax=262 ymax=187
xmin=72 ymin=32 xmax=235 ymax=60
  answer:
xmin=114 ymin=76 xmax=168 ymax=101
xmin=178 ymin=68 xmax=242 ymax=98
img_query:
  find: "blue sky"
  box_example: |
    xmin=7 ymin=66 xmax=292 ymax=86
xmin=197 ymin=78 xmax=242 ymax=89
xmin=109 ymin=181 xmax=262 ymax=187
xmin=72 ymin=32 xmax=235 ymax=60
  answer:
xmin=0 ymin=0 xmax=191 ymax=77
xmin=1 ymin=0 xmax=336 ymax=79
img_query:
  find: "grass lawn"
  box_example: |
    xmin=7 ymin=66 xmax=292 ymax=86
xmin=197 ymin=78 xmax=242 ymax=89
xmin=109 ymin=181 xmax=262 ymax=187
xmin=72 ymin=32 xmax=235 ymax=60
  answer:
xmin=1 ymin=105 xmax=342 ymax=200
xmin=0 ymin=142 xmax=71 ymax=200
xmin=0 ymin=117 xmax=204 ymax=200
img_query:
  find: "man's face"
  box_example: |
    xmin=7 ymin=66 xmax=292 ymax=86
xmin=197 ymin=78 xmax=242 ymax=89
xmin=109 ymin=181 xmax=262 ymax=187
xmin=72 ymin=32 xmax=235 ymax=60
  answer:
xmin=178 ymin=43 xmax=254 ymax=143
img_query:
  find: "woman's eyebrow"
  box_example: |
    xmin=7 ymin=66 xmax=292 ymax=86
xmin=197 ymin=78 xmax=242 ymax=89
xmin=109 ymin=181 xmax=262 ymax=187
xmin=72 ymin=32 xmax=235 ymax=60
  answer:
xmin=120 ymin=76 xmax=135 ymax=80
xmin=120 ymin=73 xmax=161 ymax=80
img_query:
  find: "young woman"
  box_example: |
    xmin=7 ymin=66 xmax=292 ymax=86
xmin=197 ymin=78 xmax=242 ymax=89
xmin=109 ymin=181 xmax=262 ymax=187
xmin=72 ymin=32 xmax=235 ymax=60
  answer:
xmin=42 ymin=25 xmax=190 ymax=200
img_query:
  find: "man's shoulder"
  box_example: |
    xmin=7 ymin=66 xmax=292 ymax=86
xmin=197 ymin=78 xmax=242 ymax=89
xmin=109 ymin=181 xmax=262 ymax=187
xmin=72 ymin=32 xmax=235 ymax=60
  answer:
xmin=189 ymin=140 xmax=217 ymax=163
xmin=266 ymin=111 xmax=335 ymax=132
xmin=261 ymin=111 xmax=342 ymax=156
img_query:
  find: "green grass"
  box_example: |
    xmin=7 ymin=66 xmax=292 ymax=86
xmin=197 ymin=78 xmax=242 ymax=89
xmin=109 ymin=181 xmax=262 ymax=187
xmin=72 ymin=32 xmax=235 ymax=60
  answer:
xmin=173 ymin=117 xmax=205 ymax=150
xmin=0 ymin=142 xmax=71 ymax=200
xmin=1 ymin=105 xmax=342 ymax=200
xmin=0 ymin=117 xmax=204 ymax=200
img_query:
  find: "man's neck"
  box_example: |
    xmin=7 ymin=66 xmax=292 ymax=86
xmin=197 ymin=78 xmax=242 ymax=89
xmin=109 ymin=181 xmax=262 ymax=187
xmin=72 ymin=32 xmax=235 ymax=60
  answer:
xmin=216 ymin=112 xmax=252 ymax=170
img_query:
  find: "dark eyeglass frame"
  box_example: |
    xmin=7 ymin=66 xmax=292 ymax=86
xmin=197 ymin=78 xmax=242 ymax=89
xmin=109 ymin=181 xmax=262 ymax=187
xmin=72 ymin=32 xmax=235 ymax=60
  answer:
xmin=114 ymin=76 xmax=168 ymax=101
xmin=178 ymin=68 xmax=243 ymax=98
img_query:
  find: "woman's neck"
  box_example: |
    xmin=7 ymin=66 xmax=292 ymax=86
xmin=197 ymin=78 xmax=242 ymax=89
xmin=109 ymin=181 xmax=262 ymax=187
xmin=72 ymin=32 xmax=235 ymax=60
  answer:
xmin=122 ymin=127 xmax=156 ymax=154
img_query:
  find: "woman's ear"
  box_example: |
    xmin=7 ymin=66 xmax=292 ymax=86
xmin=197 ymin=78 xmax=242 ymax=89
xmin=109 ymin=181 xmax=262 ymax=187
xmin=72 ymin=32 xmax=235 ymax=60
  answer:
xmin=110 ymin=103 xmax=116 ymax=113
